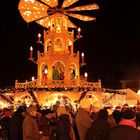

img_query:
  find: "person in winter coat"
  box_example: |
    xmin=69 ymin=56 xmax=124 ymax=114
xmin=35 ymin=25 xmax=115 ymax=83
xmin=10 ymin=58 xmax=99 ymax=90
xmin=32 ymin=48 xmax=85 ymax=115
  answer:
xmin=0 ymin=109 xmax=12 ymax=140
xmin=52 ymin=106 xmax=72 ymax=140
xmin=75 ymin=98 xmax=93 ymax=140
xmin=85 ymin=108 xmax=111 ymax=140
xmin=109 ymin=108 xmax=140 ymax=140
xmin=37 ymin=109 xmax=54 ymax=140
xmin=57 ymin=113 xmax=71 ymax=140
xmin=107 ymin=109 xmax=116 ymax=128
xmin=47 ymin=106 xmax=72 ymax=140
xmin=23 ymin=106 xmax=41 ymax=140
xmin=9 ymin=106 xmax=25 ymax=140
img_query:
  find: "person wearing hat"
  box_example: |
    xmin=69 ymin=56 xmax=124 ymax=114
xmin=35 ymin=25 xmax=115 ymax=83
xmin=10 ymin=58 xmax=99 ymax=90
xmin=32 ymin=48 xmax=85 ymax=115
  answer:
xmin=23 ymin=106 xmax=41 ymax=140
xmin=75 ymin=98 xmax=93 ymax=140
xmin=109 ymin=108 xmax=140 ymax=140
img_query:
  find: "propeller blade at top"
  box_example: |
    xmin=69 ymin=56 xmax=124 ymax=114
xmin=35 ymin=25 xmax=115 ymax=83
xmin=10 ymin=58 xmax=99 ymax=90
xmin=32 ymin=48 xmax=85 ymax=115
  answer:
xmin=67 ymin=19 xmax=77 ymax=28
xmin=18 ymin=0 xmax=49 ymax=11
xmin=36 ymin=16 xmax=50 ymax=28
xmin=62 ymin=0 xmax=79 ymax=8
xmin=40 ymin=0 xmax=58 ymax=7
xmin=19 ymin=9 xmax=48 ymax=23
xmin=67 ymin=3 xmax=99 ymax=12
xmin=66 ymin=13 xmax=96 ymax=21
xmin=18 ymin=0 xmax=49 ymax=23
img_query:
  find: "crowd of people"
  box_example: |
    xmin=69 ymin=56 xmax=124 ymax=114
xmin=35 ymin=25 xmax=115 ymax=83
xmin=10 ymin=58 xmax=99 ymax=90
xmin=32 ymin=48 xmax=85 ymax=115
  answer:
xmin=0 ymin=98 xmax=140 ymax=140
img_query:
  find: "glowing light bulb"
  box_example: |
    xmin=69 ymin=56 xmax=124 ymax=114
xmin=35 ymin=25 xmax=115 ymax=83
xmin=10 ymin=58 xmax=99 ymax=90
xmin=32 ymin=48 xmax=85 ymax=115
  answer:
xmin=138 ymin=90 xmax=140 ymax=95
xmin=81 ymin=52 xmax=84 ymax=64
xmin=30 ymin=46 xmax=33 ymax=59
xmin=30 ymin=46 xmax=33 ymax=51
xmin=81 ymin=52 xmax=84 ymax=57
xmin=84 ymin=72 xmax=88 ymax=78
xmin=32 ymin=76 xmax=35 ymax=81
xmin=38 ymin=33 xmax=41 ymax=42
xmin=44 ymin=69 xmax=48 ymax=74
xmin=78 ymin=27 xmax=81 ymax=32
xmin=77 ymin=27 xmax=81 ymax=36
xmin=38 ymin=33 xmax=41 ymax=38
xmin=69 ymin=41 xmax=72 ymax=46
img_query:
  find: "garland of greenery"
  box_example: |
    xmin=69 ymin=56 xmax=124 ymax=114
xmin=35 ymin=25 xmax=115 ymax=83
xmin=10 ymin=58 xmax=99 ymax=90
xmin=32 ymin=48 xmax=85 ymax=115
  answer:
xmin=0 ymin=87 xmax=127 ymax=95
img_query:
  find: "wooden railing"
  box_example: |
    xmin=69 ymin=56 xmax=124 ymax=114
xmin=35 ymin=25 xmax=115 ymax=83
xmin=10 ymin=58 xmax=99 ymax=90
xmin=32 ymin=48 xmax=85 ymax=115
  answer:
xmin=15 ymin=79 xmax=38 ymax=89
xmin=15 ymin=79 xmax=101 ymax=89
xmin=79 ymin=80 xmax=101 ymax=89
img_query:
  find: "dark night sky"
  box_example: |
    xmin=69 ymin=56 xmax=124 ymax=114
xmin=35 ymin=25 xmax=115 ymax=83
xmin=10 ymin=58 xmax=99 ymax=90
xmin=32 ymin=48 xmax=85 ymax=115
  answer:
xmin=0 ymin=0 xmax=140 ymax=88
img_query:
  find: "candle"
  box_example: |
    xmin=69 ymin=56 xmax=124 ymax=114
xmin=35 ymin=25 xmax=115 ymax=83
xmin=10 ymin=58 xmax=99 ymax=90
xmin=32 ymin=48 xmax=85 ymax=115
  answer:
xmin=77 ymin=27 xmax=81 ymax=36
xmin=30 ymin=46 xmax=33 ymax=59
xmin=38 ymin=33 xmax=41 ymax=42
xmin=68 ymin=41 xmax=72 ymax=54
xmin=84 ymin=72 xmax=88 ymax=81
xmin=81 ymin=52 xmax=84 ymax=64
xmin=48 ymin=22 xmax=50 ymax=30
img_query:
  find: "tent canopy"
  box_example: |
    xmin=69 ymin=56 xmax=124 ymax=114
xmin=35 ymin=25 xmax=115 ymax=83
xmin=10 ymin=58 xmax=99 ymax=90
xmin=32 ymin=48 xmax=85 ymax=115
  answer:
xmin=119 ymin=88 xmax=140 ymax=105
